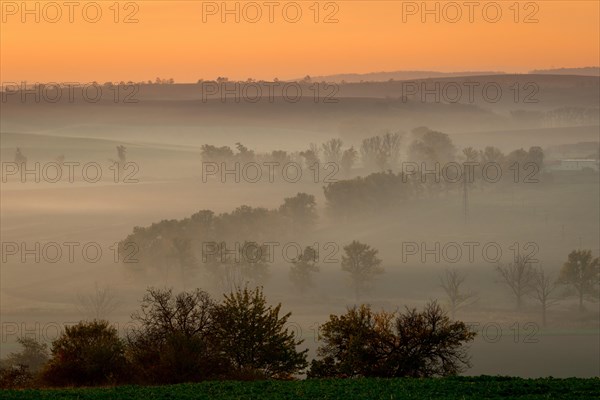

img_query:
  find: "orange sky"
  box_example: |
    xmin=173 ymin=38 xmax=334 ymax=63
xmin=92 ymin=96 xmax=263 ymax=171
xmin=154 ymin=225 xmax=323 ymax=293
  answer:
xmin=1 ymin=1 xmax=599 ymax=82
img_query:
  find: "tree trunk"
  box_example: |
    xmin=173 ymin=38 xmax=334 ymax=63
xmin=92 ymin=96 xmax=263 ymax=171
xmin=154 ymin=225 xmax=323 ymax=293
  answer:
xmin=579 ymin=290 xmax=584 ymax=312
xmin=180 ymin=264 xmax=186 ymax=290
xmin=541 ymin=305 xmax=546 ymax=328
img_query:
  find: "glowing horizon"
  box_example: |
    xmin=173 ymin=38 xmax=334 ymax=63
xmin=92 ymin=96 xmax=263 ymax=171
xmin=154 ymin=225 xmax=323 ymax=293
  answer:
xmin=1 ymin=1 xmax=599 ymax=82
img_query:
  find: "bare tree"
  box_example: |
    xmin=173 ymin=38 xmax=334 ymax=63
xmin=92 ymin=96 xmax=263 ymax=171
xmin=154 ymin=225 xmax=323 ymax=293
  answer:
xmin=76 ymin=282 xmax=120 ymax=320
xmin=495 ymin=255 xmax=535 ymax=309
xmin=220 ymin=265 xmax=245 ymax=294
xmin=529 ymin=266 xmax=559 ymax=327
xmin=360 ymin=133 xmax=402 ymax=171
xmin=321 ymin=138 xmax=343 ymax=164
xmin=380 ymin=132 xmax=402 ymax=168
xmin=462 ymin=147 xmax=479 ymax=162
xmin=439 ymin=268 xmax=477 ymax=319
xmin=360 ymin=135 xmax=383 ymax=170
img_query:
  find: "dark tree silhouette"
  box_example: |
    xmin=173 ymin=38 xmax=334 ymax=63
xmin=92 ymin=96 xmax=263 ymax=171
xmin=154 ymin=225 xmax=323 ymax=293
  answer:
xmin=309 ymin=301 xmax=475 ymax=378
xmin=127 ymin=288 xmax=225 ymax=383
xmin=212 ymin=286 xmax=308 ymax=379
xmin=43 ymin=320 xmax=128 ymax=386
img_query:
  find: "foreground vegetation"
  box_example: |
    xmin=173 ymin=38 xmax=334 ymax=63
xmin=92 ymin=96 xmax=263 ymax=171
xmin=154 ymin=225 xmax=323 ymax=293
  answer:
xmin=2 ymin=376 xmax=599 ymax=399
xmin=1 ymin=286 xmax=477 ymax=388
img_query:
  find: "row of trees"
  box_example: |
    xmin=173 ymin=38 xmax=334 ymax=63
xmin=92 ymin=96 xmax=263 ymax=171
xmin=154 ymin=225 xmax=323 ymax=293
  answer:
xmin=495 ymin=251 xmax=599 ymax=322
xmin=121 ymin=217 xmax=597 ymax=324
xmin=292 ymin=246 xmax=597 ymax=325
xmin=197 ymin=76 xmax=313 ymax=84
xmin=289 ymin=241 xmax=384 ymax=301
xmin=441 ymin=250 xmax=599 ymax=326
xmin=98 ymin=78 xmax=175 ymax=85
xmin=11 ymin=145 xmax=128 ymax=173
xmin=203 ymin=244 xmax=599 ymax=325
xmin=119 ymin=193 xmax=318 ymax=293
xmin=200 ymin=127 xmax=546 ymax=178
xmin=118 ymin=192 xmax=597 ymax=319
xmin=0 ymin=287 xmax=475 ymax=388
xmin=511 ymin=107 xmax=600 ymax=127
xmin=201 ymin=138 xmax=548 ymax=221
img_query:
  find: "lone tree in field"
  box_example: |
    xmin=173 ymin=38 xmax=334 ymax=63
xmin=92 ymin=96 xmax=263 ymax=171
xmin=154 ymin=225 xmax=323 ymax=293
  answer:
xmin=127 ymin=288 xmax=226 ymax=384
xmin=14 ymin=147 xmax=27 ymax=166
xmin=495 ymin=255 xmax=535 ymax=309
xmin=75 ymin=282 xmax=120 ymax=320
xmin=212 ymin=286 xmax=308 ymax=379
xmin=289 ymin=246 xmax=320 ymax=293
xmin=439 ymin=268 xmax=477 ymax=319
xmin=43 ymin=320 xmax=128 ymax=386
xmin=309 ymin=301 xmax=476 ymax=378
xmin=341 ymin=241 xmax=383 ymax=302
xmin=116 ymin=145 xmax=127 ymax=164
xmin=558 ymin=249 xmax=599 ymax=312
xmin=529 ymin=266 xmax=559 ymax=327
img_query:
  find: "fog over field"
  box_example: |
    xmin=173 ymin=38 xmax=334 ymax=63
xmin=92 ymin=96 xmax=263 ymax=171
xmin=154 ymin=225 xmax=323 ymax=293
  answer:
xmin=1 ymin=1 xmax=599 ymax=395
xmin=1 ymin=72 xmax=598 ymax=379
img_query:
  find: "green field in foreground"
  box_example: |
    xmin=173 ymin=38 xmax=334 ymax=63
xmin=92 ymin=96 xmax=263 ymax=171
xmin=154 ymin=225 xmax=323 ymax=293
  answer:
xmin=2 ymin=377 xmax=599 ymax=400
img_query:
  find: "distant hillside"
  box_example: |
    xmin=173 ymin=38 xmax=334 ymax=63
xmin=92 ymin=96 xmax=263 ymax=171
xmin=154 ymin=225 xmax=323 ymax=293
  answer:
xmin=1 ymin=75 xmax=597 ymax=150
xmin=296 ymin=70 xmax=506 ymax=83
xmin=297 ymin=67 xmax=600 ymax=82
xmin=529 ymin=67 xmax=600 ymax=76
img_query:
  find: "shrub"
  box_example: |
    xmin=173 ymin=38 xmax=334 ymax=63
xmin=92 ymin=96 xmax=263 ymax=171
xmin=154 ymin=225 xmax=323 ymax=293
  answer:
xmin=0 ymin=365 xmax=34 ymax=389
xmin=309 ymin=301 xmax=476 ymax=378
xmin=213 ymin=286 xmax=308 ymax=379
xmin=0 ymin=336 xmax=49 ymax=389
xmin=2 ymin=337 xmax=49 ymax=375
xmin=42 ymin=320 xmax=128 ymax=386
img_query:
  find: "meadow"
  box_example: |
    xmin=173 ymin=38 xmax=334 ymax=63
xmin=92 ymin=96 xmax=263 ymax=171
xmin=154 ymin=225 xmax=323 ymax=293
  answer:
xmin=2 ymin=377 xmax=599 ymax=400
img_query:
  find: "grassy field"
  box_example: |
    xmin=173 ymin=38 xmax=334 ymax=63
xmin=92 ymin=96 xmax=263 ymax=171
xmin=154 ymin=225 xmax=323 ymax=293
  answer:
xmin=2 ymin=377 xmax=599 ymax=399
